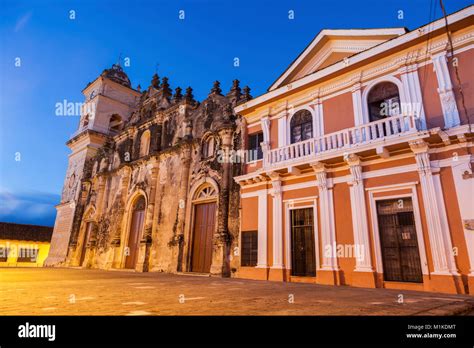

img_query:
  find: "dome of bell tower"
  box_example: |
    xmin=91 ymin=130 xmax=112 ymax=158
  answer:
xmin=100 ymin=63 xmax=131 ymax=88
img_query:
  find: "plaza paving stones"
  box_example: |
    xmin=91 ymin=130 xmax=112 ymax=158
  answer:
xmin=0 ymin=268 xmax=473 ymax=316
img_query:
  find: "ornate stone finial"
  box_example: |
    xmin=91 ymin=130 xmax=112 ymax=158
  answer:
xmin=173 ymin=86 xmax=183 ymax=102
xmin=227 ymin=79 xmax=241 ymax=98
xmin=136 ymin=84 xmax=141 ymax=92
xmin=151 ymin=73 xmax=160 ymax=88
xmin=210 ymin=81 xmax=222 ymax=95
xmin=241 ymin=86 xmax=252 ymax=102
xmin=161 ymin=77 xmax=172 ymax=99
xmin=185 ymin=87 xmax=195 ymax=102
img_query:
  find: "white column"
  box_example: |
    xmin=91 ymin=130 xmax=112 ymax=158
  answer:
xmin=261 ymin=116 xmax=270 ymax=143
xmin=400 ymin=64 xmax=427 ymax=129
xmin=351 ymin=83 xmax=365 ymax=126
xmin=256 ymin=188 xmax=268 ymax=268
xmin=431 ymin=52 xmax=460 ymax=128
xmin=277 ymin=111 xmax=287 ymax=147
xmin=311 ymin=162 xmax=338 ymax=270
xmin=269 ymin=172 xmax=284 ymax=269
xmin=345 ymin=154 xmax=373 ymax=272
xmin=449 ymin=157 xmax=474 ymax=276
xmin=312 ymin=98 xmax=325 ymax=137
xmin=260 ymin=116 xmax=271 ymax=168
xmin=409 ymin=140 xmax=458 ymax=275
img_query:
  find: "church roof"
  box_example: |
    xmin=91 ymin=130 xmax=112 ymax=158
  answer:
xmin=0 ymin=222 xmax=53 ymax=242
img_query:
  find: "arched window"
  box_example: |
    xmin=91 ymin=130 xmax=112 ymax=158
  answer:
xmin=109 ymin=114 xmax=123 ymax=133
xmin=139 ymin=130 xmax=151 ymax=157
xmin=194 ymin=183 xmax=217 ymax=201
xmin=290 ymin=110 xmax=313 ymax=144
xmin=367 ymin=82 xmax=400 ymax=122
xmin=202 ymin=136 xmax=215 ymax=158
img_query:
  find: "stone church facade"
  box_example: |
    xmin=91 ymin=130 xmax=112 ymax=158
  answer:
xmin=47 ymin=6 xmax=474 ymax=295
xmin=45 ymin=64 xmax=252 ymax=276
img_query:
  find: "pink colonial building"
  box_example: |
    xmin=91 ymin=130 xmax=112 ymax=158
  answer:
xmin=234 ymin=6 xmax=474 ymax=294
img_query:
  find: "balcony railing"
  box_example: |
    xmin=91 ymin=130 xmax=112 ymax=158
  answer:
xmin=265 ymin=114 xmax=418 ymax=167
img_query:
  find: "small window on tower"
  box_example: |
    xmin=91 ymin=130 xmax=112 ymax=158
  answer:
xmin=109 ymin=114 xmax=123 ymax=133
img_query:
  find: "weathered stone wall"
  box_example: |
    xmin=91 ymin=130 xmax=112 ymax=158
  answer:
xmin=58 ymin=74 xmax=252 ymax=276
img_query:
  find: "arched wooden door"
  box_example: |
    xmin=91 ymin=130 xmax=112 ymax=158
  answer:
xmin=125 ymin=196 xmax=145 ymax=269
xmin=79 ymin=222 xmax=93 ymax=266
xmin=190 ymin=184 xmax=217 ymax=273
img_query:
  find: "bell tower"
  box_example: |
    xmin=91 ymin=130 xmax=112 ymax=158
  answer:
xmin=45 ymin=64 xmax=141 ymax=266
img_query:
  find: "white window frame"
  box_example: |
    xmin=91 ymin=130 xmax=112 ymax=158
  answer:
xmin=283 ymin=197 xmax=319 ymax=273
xmin=366 ymin=182 xmax=429 ymax=277
xmin=361 ymin=75 xmax=407 ymax=125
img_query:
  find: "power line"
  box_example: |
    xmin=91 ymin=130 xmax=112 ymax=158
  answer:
xmin=439 ymin=0 xmax=473 ymax=173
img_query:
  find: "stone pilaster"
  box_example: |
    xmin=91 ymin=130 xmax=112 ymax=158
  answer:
xmin=277 ymin=110 xmax=288 ymax=148
xmin=261 ymin=116 xmax=270 ymax=143
xmin=409 ymin=140 xmax=458 ymax=277
xmin=311 ymin=162 xmax=338 ymax=274
xmin=400 ymin=63 xmax=426 ymax=129
xmin=351 ymin=82 xmax=364 ymax=126
xmin=256 ymin=187 xmax=268 ymax=268
xmin=345 ymin=154 xmax=374 ymax=283
xmin=431 ymin=52 xmax=460 ymax=128
xmin=176 ymin=146 xmax=192 ymax=272
xmin=268 ymin=172 xmax=284 ymax=271
xmin=110 ymin=166 xmax=131 ymax=269
xmin=136 ymin=160 xmax=159 ymax=272
xmin=210 ymin=128 xmax=234 ymax=277
xmin=311 ymin=96 xmax=324 ymax=137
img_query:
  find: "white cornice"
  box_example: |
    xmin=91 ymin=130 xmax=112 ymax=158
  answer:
xmin=269 ymin=28 xmax=407 ymax=91
xmin=235 ymin=6 xmax=474 ymax=115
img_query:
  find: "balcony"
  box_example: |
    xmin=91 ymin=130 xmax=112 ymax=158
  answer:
xmin=264 ymin=114 xmax=420 ymax=169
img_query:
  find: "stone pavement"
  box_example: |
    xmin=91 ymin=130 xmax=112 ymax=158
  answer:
xmin=0 ymin=268 xmax=473 ymax=315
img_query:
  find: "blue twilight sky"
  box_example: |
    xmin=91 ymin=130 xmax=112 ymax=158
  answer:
xmin=0 ymin=0 xmax=471 ymax=226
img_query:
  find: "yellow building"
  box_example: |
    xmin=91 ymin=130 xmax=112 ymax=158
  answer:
xmin=0 ymin=222 xmax=52 ymax=267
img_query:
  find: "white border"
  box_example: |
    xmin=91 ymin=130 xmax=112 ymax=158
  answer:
xmin=367 ymin=183 xmax=429 ymax=276
xmin=284 ymin=199 xmax=320 ymax=273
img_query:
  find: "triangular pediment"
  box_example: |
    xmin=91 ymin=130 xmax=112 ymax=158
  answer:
xmin=269 ymin=28 xmax=407 ymax=91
